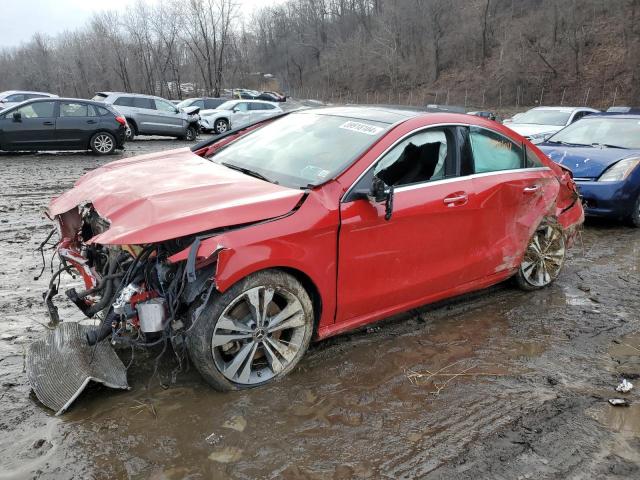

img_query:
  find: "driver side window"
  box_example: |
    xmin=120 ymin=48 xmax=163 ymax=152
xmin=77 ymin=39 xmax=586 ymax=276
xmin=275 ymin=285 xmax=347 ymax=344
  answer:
xmin=235 ymin=102 xmax=249 ymax=112
xmin=373 ymin=128 xmax=452 ymax=187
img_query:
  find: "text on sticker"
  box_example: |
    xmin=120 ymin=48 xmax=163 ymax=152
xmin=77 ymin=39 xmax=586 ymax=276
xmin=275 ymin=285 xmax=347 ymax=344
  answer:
xmin=339 ymin=121 xmax=384 ymax=136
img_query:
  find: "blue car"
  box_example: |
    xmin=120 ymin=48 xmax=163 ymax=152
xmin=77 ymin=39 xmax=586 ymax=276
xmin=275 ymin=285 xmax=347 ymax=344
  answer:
xmin=538 ymin=114 xmax=640 ymax=226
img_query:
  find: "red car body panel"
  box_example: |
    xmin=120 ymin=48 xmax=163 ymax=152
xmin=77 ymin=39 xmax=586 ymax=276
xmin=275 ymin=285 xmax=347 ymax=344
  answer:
xmin=50 ymin=110 xmax=584 ymax=342
xmin=48 ymin=148 xmax=304 ymax=245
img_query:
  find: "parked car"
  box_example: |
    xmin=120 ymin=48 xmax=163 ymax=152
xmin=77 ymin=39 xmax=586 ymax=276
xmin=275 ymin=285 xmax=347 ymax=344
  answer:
xmin=0 ymin=90 xmax=58 ymax=111
xmin=92 ymin=92 xmax=199 ymax=141
xmin=232 ymin=89 xmax=260 ymax=99
xmin=176 ymin=97 xmax=227 ymax=111
xmin=199 ymin=99 xmax=283 ymax=133
xmin=506 ymin=106 xmax=599 ymax=143
xmin=40 ymin=107 xmax=583 ymax=395
xmin=255 ymin=91 xmax=286 ymax=102
xmin=538 ymin=114 xmax=640 ymax=226
xmin=468 ymin=111 xmax=496 ymax=121
xmin=0 ymin=97 xmax=126 ymax=155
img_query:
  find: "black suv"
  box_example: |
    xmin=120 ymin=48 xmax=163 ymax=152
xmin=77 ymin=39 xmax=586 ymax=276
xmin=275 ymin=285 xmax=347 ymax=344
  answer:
xmin=0 ymin=98 xmax=126 ymax=155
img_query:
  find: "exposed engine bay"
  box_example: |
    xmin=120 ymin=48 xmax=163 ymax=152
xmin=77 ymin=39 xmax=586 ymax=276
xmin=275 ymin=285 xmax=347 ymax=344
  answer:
xmin=44 ymin=203 xmax=214 ymax=350
xmin=30 ymin=202 xmax=219 ymax=413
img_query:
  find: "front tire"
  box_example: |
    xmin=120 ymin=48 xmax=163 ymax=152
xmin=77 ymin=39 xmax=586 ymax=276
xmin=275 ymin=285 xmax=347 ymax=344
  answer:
xmin=181 ymin=126 xmax=198 ymax=141
xmin=515 ymin=222 xmax=566 ymax=290
xmin=214 ymin=118 xmax=229 ymax=134
xmin=90 ymin=132 xmax=116 ymax=155
xmin=627 ymin=194 xmax=640 ymax=227
xmin=186 ymin=270 xmax=314 ymax=391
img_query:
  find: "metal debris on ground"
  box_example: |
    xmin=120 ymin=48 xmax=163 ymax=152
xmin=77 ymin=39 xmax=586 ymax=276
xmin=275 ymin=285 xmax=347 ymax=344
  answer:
xmin=608 ymin=398 xmax=631 ymax=407
xmin=26 ymin=322 xmax=129 ymax=415
xmin=615 ymin=378 xmax=633 ymax=393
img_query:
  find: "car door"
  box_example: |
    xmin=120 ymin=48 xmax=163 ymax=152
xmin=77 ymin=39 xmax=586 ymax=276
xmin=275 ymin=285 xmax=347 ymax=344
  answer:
xmin=336 ymin=126 xmax=478 ymax=324
xmin=153 ymin=98 xmax=185 ymax=135
xmin=230 ymin=102 xmax=251 ymax=128
xmin=131 ymin=97 xmax=163 ymax=135
xmin=467 ymin=126 xmax=559 ymax=276
xmin=0 ymin=101 xmax=57 ymax=149
xmin=55 ymin=101 xmax=96 ymax=148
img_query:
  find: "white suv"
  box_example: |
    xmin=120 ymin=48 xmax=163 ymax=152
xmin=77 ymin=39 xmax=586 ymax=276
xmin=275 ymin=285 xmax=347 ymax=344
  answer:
xmin=505 ymin=106 xmax=599 ymax=143
xmin=0 ymin=91 xmax=58 ymax=111
xmin=199 ymin=99 xmax=283 ymax=134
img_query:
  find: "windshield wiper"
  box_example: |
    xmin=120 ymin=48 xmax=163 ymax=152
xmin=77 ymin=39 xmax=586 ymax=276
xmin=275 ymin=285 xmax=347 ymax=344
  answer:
xmin=545 ymin=140 xmax=589 ymax=147
xmin=591 ymin=143 xmax=627 ymax=149
xmin=221 ymin=162 xmax=277 ymax=184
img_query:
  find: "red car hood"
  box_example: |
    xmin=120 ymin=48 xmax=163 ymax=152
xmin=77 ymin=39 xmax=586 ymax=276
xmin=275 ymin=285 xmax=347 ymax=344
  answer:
xmin=48 ymin=148 xmax=304 ymax=245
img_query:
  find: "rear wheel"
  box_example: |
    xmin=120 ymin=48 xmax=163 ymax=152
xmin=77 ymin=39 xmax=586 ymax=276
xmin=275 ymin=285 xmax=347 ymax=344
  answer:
xmin=124 ymin=122 xmax=136 ymax=141
xmin=214 ymin=118 xmax=229 ymax=134
xmin=515 ymin=223 xmax=566 ymax=290
xmin=90 ymin=132 xmax=116 ymax=155
xmin=187 ymin=270 xmax=314 ymax=391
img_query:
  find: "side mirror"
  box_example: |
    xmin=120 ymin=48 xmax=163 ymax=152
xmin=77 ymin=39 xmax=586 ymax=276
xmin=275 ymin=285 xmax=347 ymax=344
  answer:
xmin=353 ymin=176 xmax=395 ymax=221
xmin=12 ymin=111 xmax=21 ymax=122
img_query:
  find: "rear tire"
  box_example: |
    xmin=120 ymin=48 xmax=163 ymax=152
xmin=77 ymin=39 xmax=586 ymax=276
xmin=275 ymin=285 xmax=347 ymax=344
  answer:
xmin=214 ymin=118 xmax=229 ymax=134
xmin=515 ymin=222 xmax=566 ymax=291
xmin=90 ymin=132 xmax=116 ymax=155
xmin=186 ymin=269 xmax=314 ymax=391
xmin=124 ymin=122 xmax=136 ymax=141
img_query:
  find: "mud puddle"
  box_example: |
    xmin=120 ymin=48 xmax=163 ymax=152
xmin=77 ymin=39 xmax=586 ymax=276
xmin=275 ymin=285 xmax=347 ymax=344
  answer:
xmin=1 ymin=144 xmax=640 ymax=479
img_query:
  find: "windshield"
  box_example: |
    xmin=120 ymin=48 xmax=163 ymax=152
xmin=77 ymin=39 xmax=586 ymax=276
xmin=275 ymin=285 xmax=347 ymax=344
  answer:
xmin=548 ymin=117 xmax=640 ymax=149
xmin=216 ymin=101 xmax=237 ymax=111
xmin=176 ymin=99 xmax=195 ymax=109
xmin=210 ymin=112 xmax=389 ymax=188
xmin=514 ymin=109 xmax=571 ymax=126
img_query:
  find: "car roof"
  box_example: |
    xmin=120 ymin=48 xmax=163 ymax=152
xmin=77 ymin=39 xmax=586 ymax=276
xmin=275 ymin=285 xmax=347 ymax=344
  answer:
xmin=96 ymin=92 xmax=169 ymax=100
xmin=19 ymin=97 xmax=110 ymax=107
xmin=529 ymin=106 xmax=598 ymax=112
xmin=298 ymin=106 xmax=423 ymax=124
xmin=0 ymin=90 xmax=56 ymax=96
xmin=583 ymin=113 xmax=640 ymax=120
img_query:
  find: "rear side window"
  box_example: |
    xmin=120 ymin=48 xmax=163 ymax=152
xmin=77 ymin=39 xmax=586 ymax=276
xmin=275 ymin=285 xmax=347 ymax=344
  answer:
xmin=113 ymin=96 xmax=134 ymax=107
xmin=6 ymin=94 xmax=25 ymax=102
xmin=249 ymin=103 xmax=264 ymax=111
xmin=525 ymin=146 xmax=544 ymax=168
xmin=204 ymin=99 xmax=224 ymax=109
xmin=133 ymin=97 xmax=155 ymax=109
xmin=469 ymin=126 xmax=524 ymax=173
xmin=97 ymin=106 xmax=111 ymax=116
xmin=60 ymin=102 xmax=88 ymax=117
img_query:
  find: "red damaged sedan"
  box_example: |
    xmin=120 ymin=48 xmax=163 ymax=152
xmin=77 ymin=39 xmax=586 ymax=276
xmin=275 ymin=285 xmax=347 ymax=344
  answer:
xmin=42 ymin=107 xmax=583 ymax=391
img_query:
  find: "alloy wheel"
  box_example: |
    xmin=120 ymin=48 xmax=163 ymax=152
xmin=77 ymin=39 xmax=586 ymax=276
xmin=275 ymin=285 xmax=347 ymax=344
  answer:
xmin=211 ymin=285 xmax=308 ymax=385
xmin=215 ymin=120 xmax=228 ymax=133
xmin=520 ymin=225 xmax=565 ymax=287
xmin=93 ymin=134 xmax=114 ymax=154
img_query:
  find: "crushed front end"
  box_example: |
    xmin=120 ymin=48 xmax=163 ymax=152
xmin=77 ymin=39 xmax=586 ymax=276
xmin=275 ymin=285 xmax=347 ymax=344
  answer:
xmin=30 ymin=203 xmax=215 ymax=414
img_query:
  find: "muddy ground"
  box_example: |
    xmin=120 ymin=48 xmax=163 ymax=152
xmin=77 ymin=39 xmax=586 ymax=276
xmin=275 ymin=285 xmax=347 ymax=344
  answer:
xmin=0 ymin=134 xmax=639 ymax=480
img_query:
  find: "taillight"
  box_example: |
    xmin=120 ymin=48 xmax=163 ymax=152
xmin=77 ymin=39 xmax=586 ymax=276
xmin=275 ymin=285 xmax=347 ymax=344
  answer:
xmin=115 ymin=116 xmax=127 ymax=126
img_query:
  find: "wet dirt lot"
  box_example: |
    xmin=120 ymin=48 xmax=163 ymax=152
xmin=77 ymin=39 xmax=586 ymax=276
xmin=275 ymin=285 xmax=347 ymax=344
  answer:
xmin=1 ymin=137 xmax=639 ymax=480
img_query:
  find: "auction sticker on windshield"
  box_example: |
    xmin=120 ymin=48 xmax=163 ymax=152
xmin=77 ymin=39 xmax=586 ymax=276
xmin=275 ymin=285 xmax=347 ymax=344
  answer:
xmin=339 ymin=121 xmax=384 ymax=135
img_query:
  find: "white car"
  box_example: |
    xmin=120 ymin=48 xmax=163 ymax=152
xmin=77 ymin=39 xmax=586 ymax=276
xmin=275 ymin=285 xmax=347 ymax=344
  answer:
xmin=0 ymin=90 xmax=58 ymax=111
xmin=505 ymin=106 xmax=599 ymax=143
xmin=199 ymin=100 xmax=283 ymax=134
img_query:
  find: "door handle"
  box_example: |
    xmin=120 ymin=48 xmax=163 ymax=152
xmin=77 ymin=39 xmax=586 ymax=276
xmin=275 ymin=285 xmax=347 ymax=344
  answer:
xmin=43 ymin=121 xmax=54 ymax=126
xmin=443 ymin=192 xmax=468 ymax=206
xmin=87 ymin=120 xmax=97 ymax=124
xmin=523 ymin=185 xmax=540 ymax=193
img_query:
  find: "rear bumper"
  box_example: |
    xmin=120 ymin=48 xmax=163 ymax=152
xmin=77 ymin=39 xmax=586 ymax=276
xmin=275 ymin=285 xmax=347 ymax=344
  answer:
xmin=575 ymin=179 xmax=639 ymax=219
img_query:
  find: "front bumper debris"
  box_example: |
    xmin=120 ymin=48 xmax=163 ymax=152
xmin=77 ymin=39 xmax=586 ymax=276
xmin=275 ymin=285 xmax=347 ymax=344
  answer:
xmin=27 ymin=322 xmax=129 ymax=415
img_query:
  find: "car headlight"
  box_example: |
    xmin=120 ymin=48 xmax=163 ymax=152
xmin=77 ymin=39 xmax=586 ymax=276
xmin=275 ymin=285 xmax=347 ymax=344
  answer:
xmin=598 ymin=157 xmax=640 ymax=182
